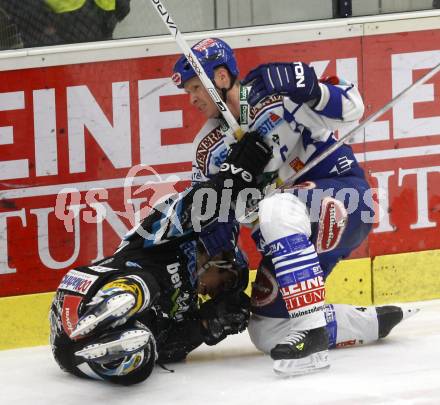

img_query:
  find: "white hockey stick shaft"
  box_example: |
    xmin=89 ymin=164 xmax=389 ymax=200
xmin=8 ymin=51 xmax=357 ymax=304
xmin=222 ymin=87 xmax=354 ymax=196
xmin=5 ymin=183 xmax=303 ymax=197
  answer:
xmin=282 ymin=60 xmax=440 ymax=187
xmin=150 ymin=0 xmax=243 ymax=140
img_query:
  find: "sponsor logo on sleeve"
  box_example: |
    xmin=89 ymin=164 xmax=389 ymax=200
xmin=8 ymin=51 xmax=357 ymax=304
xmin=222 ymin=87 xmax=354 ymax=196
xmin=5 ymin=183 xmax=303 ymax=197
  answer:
xmin=59 ymin=269 xmax=98 ymax=295
xmin=249 ymin=95 xmax=283 ymax=120
xmin=195 ymin=127 xmax=224 ymax=173
xmin=61 ymin=294 xmax=83 ymax=337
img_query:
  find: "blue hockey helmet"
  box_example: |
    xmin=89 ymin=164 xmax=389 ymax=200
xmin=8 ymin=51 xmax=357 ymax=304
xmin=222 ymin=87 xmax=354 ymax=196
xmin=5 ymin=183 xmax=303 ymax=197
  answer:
xmin=172 ymin=38 xmax=239 ymax=89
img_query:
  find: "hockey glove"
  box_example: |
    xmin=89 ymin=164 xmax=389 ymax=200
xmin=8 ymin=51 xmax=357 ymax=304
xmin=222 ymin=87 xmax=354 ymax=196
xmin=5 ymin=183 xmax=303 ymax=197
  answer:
xmin=243 ymin=62 xmax=321 ymax=107
xmin=199 ymin=292 xmax=250 ymax=345
xmin=198 ymin=210 xmax=239 ymax=257
xmin=216 ymin=131 xmax=272 ymax=196
xmin=156 ymin=319 xmax=206 ymax=364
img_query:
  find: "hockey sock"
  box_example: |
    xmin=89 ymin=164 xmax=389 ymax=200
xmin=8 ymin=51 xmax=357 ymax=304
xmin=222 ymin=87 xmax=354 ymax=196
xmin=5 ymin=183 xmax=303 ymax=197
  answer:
xmin=267 ymin=233 xmax=326 ymax=329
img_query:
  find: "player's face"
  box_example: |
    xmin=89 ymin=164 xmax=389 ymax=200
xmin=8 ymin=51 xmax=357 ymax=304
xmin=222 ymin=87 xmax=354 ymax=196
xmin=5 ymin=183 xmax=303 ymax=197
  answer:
xmin=197 ymin=259 xmax=237 ymax=297
xmin=184 ymin=76 xmax=219 ymax=119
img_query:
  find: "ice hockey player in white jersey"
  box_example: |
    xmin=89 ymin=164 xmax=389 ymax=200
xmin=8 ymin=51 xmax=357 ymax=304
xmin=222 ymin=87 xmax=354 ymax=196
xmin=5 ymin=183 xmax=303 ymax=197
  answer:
xmin=172 ymin=37 xmax=384 ymax=376
xmin=49 ymin=147 xmax=416 ymax=385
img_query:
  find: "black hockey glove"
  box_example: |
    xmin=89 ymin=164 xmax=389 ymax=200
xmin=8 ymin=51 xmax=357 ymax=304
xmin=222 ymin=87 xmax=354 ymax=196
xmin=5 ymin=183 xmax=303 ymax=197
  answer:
xmin=216 ymin=131 xmax=272 ymax=197
xmin=156 ymin=319 xmax=206 ymax=364
xmin=199 ymin=292 xmax=250 ymax=346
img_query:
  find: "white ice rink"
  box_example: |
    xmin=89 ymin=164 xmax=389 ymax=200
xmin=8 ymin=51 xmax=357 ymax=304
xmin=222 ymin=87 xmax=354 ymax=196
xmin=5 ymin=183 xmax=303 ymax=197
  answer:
xmin=1 ymin=300 xmax=439 ymax=405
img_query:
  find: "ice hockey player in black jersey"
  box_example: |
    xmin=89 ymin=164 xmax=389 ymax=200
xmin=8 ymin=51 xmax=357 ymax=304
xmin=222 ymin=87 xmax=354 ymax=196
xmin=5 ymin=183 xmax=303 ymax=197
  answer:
xmin=49 ymin=226 xmax=253 ymax=385
xmin=49 ymin=125 xmax=273 ymax=385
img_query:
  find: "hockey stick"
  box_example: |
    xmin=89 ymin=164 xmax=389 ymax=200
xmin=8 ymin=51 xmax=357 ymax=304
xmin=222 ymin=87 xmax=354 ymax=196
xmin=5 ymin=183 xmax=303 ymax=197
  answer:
xmin=149 ymin=0 xmax=243 ymax=140
xmin=240 ymin=60 xmax=440 ymax=221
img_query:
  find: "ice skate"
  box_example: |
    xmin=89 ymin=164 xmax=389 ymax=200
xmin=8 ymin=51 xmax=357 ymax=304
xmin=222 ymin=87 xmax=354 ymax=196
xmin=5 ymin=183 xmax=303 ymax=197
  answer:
xmin=75 ymin=327 xmax=153 ymax=363
xmin=377 ymin=305 xmax=420 ymax=339
xmin=70 ymin=278 xmax=144 ymax=339
xmin=270 ymin=326 xmax=330 ymax=376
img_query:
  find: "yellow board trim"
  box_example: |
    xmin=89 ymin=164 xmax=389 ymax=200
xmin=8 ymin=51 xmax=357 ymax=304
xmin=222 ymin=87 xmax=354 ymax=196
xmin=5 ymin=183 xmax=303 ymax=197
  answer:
xmin=325 ymin=257 xmax=373 ymax=305
xmin=373 ymin=250 xmax=440 ymax=304
xmin=2 ymin=249 xmax=440 ymax=350
xmin=0 ymin=292 xmax=54 ymax=350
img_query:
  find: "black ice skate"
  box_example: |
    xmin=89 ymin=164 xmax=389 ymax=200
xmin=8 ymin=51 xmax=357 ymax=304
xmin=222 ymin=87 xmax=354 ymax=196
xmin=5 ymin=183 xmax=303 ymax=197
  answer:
xmin=270 ymin=326 xmax=330 ymax=376
xmin=75 ymin=325 xmax=157 ymax=379
xmin=75 ymin=327 xmax=153 ymax=363
xmin=70 ymin=278 xmax=144 ymax=339
xmin=376 ymin=305 xmax=420 ymax=339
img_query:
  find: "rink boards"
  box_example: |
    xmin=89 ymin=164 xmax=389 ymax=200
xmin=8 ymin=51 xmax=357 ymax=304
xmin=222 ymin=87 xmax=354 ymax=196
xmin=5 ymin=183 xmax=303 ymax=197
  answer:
xmin=1 ymin=10 xmax=440 ymax=349
xmin=1 ymin=250 xmax=440 ymax=350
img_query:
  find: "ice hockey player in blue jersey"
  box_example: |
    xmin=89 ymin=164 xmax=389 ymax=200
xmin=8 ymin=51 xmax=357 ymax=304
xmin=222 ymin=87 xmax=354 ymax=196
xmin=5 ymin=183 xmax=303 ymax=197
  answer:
xmin=172 ymin=37 xmax=379 ymax=376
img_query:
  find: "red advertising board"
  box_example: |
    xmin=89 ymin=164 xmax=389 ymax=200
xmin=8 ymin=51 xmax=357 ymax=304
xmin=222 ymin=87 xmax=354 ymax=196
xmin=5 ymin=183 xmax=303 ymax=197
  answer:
xmin=1 ymin=29 xmax=440 ymax=297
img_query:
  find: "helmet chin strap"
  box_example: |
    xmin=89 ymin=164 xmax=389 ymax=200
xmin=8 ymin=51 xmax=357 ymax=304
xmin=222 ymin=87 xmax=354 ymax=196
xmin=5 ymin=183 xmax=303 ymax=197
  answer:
xmin=214 ymin=75 xmax=237 ymax=118
xmin=221 ymin=87 xmax=229 ymax=103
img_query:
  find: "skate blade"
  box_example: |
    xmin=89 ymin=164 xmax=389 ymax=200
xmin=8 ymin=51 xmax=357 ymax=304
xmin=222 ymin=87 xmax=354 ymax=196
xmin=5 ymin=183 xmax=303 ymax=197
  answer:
xmin=70 ymin=293 xmax=136 ymax=338
xmin=273 ymin=350 xmax=330 ymax=377
xmin=75 ymin=329 xmax=150 ymax=361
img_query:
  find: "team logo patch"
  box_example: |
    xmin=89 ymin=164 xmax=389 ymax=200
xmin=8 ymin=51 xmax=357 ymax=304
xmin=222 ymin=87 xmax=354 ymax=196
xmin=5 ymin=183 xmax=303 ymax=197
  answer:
xmin=59 ymin=269 xmax=98 ymax=295
xmin=330 ymin=156 xmax=354 ymax=175
xmin=289 ymin=158 xmax=305 ymax=172
xmin=193 ymin=38 xmax=216 ymax=51
xmin=316 ymin=197 xmax=348 ymax=253
xmin=195 ymin=127 xmax=224 ymax=173
xmin=251 ymin=264 xmax=278 ymax=308
xmin=61 ymin=294 xmax=83 ymax=337
xmin=171 ymin=72 xmax=182 ymax=86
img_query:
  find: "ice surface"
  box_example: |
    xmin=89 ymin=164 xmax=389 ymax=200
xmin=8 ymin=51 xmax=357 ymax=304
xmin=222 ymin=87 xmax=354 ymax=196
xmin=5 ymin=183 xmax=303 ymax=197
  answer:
xmin=1 ymin=300 xmax=439 ymax=405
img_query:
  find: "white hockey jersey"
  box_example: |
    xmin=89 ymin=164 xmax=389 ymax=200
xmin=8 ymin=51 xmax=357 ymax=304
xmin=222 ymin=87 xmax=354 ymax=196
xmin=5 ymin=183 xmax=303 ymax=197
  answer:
xmin=191 ymin=77 xmax=365 ymax=187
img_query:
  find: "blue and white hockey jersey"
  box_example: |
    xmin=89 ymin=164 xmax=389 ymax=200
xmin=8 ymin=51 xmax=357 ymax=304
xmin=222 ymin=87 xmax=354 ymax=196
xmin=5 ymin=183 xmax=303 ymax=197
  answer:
xmin=191 ymin=77 xmax=365 ymax=187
